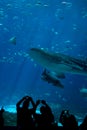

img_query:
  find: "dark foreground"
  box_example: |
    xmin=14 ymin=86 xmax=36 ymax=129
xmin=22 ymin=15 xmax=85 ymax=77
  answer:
xmin=0 ymin=96 xmax=86 ymax=130
xmin=0 ymin=126 xmax=63 ymax=130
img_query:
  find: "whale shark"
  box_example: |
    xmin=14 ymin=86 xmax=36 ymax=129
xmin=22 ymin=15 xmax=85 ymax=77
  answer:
xmin=29 ymin=48 xmax=87 ymax=77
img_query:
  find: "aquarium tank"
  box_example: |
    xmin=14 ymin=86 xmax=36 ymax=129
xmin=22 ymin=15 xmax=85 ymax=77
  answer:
xmin=0 ymin=0 xmax=87 ymax=126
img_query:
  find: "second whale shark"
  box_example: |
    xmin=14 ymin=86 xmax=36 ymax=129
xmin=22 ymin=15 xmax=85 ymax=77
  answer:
xmin=29 ymin=48 xmax=87 ymax=78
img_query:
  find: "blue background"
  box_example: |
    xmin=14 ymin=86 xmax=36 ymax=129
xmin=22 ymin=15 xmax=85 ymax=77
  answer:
xmin=0 ymin=0 xmax=87 ymax=119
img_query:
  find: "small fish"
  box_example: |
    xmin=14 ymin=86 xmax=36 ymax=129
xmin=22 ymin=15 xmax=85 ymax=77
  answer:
xmin=9 ymin=36 xmax=16 ymax=45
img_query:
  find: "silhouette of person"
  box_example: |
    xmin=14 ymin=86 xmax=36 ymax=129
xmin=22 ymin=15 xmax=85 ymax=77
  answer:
xmin=59 ymin=109 xmax=70 ymax=126
xmin=16 ymin=96 xmax=36 ymax=130
xmin=59 ymin=110 xmax=78 ymax=130
xmin=34 ymin=100 xmax=55 ymax=129
xmin=0 ymin=106 xmax=4 ymax=129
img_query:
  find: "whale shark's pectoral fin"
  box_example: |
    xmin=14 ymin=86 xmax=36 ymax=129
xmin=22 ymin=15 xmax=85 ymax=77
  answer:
xmin=56 ymin=72 xmax=66 ymax=79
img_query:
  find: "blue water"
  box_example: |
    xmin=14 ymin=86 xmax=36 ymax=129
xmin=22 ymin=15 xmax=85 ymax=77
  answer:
xmin=0 ymin=0 xmax=87 ymax=123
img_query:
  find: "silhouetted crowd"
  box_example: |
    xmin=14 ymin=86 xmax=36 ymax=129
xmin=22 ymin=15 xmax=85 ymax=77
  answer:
xmin=0 ymin=96 xmax=87 ymax=130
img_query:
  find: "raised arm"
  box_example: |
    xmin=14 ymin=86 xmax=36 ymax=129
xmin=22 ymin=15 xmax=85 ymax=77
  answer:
xmin=41 ymin=100 xmax=50 ymax=108
xmin=16 ymin=96 xmax=29 ymax=108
